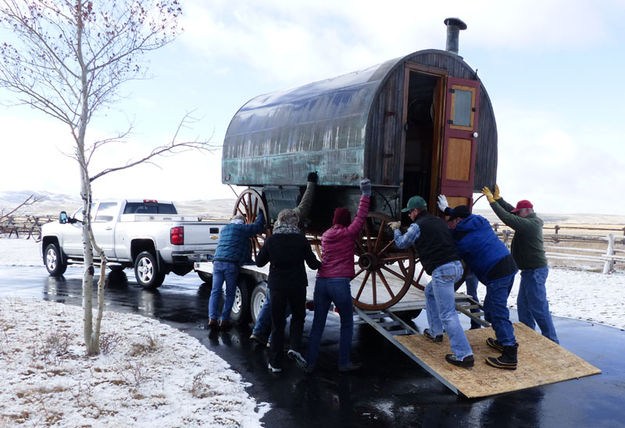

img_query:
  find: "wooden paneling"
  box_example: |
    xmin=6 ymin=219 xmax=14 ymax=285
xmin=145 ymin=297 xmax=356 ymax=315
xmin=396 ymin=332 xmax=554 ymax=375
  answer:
xmin=445 ymin=137 xmax=472 ymax=181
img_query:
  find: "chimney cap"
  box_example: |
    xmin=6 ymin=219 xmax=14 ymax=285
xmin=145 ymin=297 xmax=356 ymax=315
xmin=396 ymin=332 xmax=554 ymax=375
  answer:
xmin=444 ymin=17 xmax=467 ymax=30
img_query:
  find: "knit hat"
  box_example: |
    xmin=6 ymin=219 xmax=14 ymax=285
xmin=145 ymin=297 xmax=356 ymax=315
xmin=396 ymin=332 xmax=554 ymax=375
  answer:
xmin=448 ymin=205 xmax=471 ymax=220
xmin=332 ymin=207 xmax=351 ymax=226
xmin=511 ymin=200 xmax=533 ymax=213
xmin=275 ymin=209 xmax=299 ymax=228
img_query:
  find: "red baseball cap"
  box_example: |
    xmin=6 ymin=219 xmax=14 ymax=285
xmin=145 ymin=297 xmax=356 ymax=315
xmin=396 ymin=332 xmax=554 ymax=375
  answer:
xmin=511 ymin=200 xmax=533 ymax=213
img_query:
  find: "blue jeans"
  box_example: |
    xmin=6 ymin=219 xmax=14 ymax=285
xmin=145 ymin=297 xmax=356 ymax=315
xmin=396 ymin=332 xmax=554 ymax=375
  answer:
xmin=483 ymin=274 xmax=517 ymax=346
xmin=208 ymin=261 xmax=239 ymax=322
xmin=425 ymin=260 xmax=473 ymax=360
xmin=306 ymin=277 xmax=354 ymax=369
xmin=518 ymin=266 xmax=559 ymax=343
xmin=464 ymin=271 xmax=481 ymax=329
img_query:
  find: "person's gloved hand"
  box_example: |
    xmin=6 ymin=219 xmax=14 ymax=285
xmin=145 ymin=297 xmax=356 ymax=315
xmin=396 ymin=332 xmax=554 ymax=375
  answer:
xmin=360 ymin=178 xmax=371 ymax=197
xmin=437 ymin=194 xmax=449 ymax=212
xmin=388 ymin=221 xmax=401 ymax=231
xmin=493 ymin=184 xmax=501 ymax=200
xmin=481 ymin=186 xmax=495 ymax=203
xmin=307 ymin=171 xmax=318 ymax=183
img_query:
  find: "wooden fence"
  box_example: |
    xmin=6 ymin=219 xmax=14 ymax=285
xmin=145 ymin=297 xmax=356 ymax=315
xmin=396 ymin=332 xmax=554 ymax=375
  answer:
xmin=0 ymin=215 xmax=57 ymax=241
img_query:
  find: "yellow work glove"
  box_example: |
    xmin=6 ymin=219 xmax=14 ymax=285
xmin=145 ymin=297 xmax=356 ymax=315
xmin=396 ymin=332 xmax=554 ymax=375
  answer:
xmin=388 ymin=221 xmax=401 ymax=231
xmin=481 ymin=186 xmax=495 ymax=203
xmin=493 ymin=184 xmax=501 ymax=200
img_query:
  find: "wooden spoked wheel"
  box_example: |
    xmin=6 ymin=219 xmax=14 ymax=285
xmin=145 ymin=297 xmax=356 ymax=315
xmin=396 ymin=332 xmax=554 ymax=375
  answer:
xmin=351 ymin=212 xmax=416 ymax=310
xmin=233 ymin=188 xmax=270 ymax=260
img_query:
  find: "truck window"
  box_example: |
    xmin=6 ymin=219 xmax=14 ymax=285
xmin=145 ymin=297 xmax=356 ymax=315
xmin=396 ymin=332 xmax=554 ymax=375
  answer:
xmin=94 ymin=202 xmax=119 ymax=223
xmin=123 ymin=202 xmax=178 ymax=215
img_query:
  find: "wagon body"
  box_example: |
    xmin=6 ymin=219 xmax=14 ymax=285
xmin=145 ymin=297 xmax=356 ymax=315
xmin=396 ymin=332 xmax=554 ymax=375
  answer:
xmin=223 ymin=48 xmax=497 ymax=232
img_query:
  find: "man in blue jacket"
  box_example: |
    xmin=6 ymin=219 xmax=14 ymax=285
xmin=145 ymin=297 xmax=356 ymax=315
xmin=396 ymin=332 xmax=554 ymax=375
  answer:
xmin=441 ymin=199 xmax=519 ymax=370
xmin=208 ymin=211 xmax=265 ymax=331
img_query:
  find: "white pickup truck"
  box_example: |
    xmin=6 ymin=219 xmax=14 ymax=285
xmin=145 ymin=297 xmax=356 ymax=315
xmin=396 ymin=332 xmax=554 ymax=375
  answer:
xmin=41 ymin=199 xmax=226 ymax=288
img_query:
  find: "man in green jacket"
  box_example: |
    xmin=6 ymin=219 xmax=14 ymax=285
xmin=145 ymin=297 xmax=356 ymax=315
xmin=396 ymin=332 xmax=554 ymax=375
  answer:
xmin=481 ymin=185 xmax=559 ymax=343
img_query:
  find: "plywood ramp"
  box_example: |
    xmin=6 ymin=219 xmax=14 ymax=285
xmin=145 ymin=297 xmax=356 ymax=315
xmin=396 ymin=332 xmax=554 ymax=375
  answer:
xmin=394 ymin=323 xmax=601 ymax=398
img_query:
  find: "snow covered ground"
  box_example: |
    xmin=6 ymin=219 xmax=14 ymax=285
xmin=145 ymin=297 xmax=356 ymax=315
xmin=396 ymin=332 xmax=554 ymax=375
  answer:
xmin=0 ymin=237 xmax=624 ymax=426
xmin=0 ymin=239 xmax=268 ymax=427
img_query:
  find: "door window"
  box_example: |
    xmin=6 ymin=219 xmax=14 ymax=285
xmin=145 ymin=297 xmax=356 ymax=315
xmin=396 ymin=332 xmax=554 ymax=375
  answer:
xmin=94 ymin=202 xmax=118 ymax=223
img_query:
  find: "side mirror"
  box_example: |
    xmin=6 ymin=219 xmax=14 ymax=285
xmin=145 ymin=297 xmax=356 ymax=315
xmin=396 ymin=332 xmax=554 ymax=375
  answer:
xmin=59 ymin=211 xmax=68 ymax=224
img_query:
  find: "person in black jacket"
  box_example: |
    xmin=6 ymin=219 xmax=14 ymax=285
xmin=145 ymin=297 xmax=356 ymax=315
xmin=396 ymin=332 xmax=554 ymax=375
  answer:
xmin=390 ymin=195 xmax=474 ymax=368
xmin=256 ymin=208 xmax=321 ymax=373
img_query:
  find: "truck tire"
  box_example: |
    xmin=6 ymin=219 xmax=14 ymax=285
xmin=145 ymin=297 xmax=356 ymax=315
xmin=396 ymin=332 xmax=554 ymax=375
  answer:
xmin=44 ymin=243 xmax=67 ymax=276
xmin=134 ymin=251 xmax=165 ymax=288
xmin=250 ymin=282 xmax=268 ymax=324
xmin=228 ymin=279 xmax=251 ymax=324
xmin=197 ymin=271 xmax=212 ymax=284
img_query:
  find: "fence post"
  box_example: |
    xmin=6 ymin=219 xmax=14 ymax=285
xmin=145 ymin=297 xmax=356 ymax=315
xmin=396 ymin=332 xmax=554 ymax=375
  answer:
xmin=603 ymin=233 xmax=615 ymax=274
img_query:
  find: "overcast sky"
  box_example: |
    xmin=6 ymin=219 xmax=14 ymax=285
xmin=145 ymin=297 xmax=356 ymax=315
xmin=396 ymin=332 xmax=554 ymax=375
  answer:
xmin=1 ymin=0 xmax=624 ymax=215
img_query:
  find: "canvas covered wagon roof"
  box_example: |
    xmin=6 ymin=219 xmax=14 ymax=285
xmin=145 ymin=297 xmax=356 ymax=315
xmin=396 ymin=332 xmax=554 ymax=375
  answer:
xmin=222 ymin=48 xmax=497 ymax=190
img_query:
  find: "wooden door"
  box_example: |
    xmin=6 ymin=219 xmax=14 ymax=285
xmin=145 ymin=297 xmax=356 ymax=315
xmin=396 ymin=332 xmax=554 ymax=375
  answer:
xmin=439 ymin=77 xmax=480 ymax=209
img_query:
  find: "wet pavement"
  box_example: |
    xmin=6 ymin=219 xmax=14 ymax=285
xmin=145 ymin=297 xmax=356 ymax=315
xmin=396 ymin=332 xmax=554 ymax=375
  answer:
xmin=1 ymin=265 xmax=624 ymax=427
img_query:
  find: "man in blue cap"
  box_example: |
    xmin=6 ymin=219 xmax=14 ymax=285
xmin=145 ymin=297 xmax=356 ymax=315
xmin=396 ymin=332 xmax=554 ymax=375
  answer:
xmin=389 ymin=195 xmax=474 ymax=368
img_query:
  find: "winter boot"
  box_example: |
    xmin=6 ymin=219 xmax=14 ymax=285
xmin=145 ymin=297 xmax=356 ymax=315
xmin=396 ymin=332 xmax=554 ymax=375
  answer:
xmin=485 ymin=343 xmax=518 ymax=370
xmin=486 ymin=337 xmax=504 ymax=352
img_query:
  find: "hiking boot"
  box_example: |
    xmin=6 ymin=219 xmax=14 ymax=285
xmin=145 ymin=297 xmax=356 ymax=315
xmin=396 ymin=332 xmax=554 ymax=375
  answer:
xmin=287 ymin=349 xmax=308 ymax=369
xmin=485 ymin=344 xmax=518 ymax=370
xmin=338 ymin=362 xmax=363 ymax=373
xmin=486 ymin=337 xmax=504 ymax=352
xmin=219 ymin=320 xmax=232 ymax=331
xmin=445 ymin=354 xmax=475 ymax=368
xmin=268 ymin=363 xmax=283 ymax=373
xmin=423 ymin=329 xmax=443 ymax=343
xmin=250 ymin=334 xmax=268 ymax=347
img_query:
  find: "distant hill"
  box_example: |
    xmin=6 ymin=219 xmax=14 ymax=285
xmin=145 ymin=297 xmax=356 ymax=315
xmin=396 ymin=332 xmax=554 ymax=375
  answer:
xmin=2 ymin=190 xmax=624 ymax=225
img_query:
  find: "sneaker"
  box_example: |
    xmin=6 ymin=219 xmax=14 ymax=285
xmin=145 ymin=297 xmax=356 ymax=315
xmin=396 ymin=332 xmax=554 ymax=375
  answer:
xmin=287 ymin=350 xmax=308 ymax=369
xmin=423 ymin=329 xmax=443 ymax=343
xmin=486 ymin=337 xmax=504 ymax=352
xmin=445 ymin=354 xmax=474 ymax=368
xmin=250 ymin=334 xmax=268 ymax=347
xmin=268 ymin=363 xmax=283 ymax=373
xmin=338 ymin=362 xmax=363 ymax=373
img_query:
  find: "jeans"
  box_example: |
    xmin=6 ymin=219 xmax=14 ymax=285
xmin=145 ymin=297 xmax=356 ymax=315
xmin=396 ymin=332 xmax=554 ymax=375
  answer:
xmin=252 ymin=289 xmax=292 ymax=342
xmin=425 ymin=260 xmax=473 ymax=360
xmin=208 ymin=260 xmax=239 ymax=322
xmin=518 ymin=266 xmax=559 ymax=343
xmin=269 ymin=286 xmax=307 ymax=368
xmin=306 ymin=277 xmax=354 ymax=369
xmin=464 ymin=271 xmax=481 ymax=329
xmin=483 ymin=274 xmax=517 ymax=346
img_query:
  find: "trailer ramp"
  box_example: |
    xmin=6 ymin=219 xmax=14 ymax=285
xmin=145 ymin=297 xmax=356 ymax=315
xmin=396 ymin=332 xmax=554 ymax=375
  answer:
xmin=355 ymin=308 xmax=601 ymax=398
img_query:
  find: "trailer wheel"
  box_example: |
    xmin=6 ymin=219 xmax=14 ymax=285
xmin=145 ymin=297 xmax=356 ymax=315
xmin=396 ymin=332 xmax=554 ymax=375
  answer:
xmin=233 ymin=188 xmax=270 ymax=261
xmin=44 ymin=243 xmax=67 ymax=276
xmin=250 ymin=282 xmax=268 ymax=324
xmin=134 ymin=251 xmax=165 ymax=288
xmin=228 ymin=280 xmax=251 ymax=324
xmin=351 ymin=212 xmax=415 ymax=310
xmin=197 ymin=271 xmax=212 ymax=284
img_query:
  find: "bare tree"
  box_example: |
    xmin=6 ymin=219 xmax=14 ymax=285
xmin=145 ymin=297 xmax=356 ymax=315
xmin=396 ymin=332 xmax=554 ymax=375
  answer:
xmin=0 ymin=0 xmax=214 ymax=354
xmin=0 ymin=194 xmax=43 ymax=220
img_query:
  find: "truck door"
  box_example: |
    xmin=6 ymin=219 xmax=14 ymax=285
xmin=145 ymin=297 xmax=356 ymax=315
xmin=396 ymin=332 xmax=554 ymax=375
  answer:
xmin=91 ymin=201 xmax=119 ymax=259
xmin=439 ymin=76 xmax=480 ymax=208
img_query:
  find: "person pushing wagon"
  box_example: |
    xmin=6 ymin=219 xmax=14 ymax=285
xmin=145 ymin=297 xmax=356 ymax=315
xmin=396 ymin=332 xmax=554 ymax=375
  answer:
xmin=390 ymin=195 xmax=474 ymax=368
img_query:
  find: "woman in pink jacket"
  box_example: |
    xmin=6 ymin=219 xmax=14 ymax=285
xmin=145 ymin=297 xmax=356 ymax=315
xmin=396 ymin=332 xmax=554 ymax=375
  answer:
xmin=305 ymin=178 xmax=370 ymax=373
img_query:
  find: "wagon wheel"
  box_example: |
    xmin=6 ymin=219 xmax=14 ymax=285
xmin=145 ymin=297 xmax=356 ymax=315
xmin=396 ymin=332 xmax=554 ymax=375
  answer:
xmin=351 ymin=212 xmax=416 ymax=310
xmin=233 ymin=188 xmax=270 ymax=261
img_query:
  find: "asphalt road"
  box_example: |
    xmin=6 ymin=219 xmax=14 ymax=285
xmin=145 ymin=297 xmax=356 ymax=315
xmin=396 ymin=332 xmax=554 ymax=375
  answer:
xmin=1 ymin=266 xmax=624 ymax=428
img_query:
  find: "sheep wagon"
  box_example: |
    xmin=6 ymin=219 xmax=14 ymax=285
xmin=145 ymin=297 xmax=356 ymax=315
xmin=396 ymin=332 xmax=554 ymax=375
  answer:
xmin=222 ymin=18 xmax=497 ymax=311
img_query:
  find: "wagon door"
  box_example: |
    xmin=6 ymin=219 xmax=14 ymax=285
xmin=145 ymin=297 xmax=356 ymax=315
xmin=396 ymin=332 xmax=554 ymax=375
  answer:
xmin=439 ymin=77 xmax=480 ymax=208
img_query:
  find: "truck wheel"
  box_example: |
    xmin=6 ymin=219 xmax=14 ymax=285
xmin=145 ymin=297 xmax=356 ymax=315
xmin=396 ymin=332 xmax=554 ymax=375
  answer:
xmin=198 ymin=271 xmax=212 ymax=284
xmin=44 ymin=243 xmax=67 ymax=276
xmin=134 ymin=251 xmax=165 ymax=288
xmin=250 ymin=282 xmax=268 ymax=324
xmin=229 ymin=280 xmax=251 ymax=324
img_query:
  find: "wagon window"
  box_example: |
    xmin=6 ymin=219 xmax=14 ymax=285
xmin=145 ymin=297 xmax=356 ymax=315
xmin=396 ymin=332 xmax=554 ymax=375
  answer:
xmin=452 ymin=89 xmax=472 ymax=127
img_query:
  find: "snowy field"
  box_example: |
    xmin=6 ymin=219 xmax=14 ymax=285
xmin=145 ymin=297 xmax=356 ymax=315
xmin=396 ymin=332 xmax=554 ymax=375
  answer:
xmin=1 ymin=238 xmax=624 ymax=426
xmin=0 ymin=239 xmax=268 ymax=427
